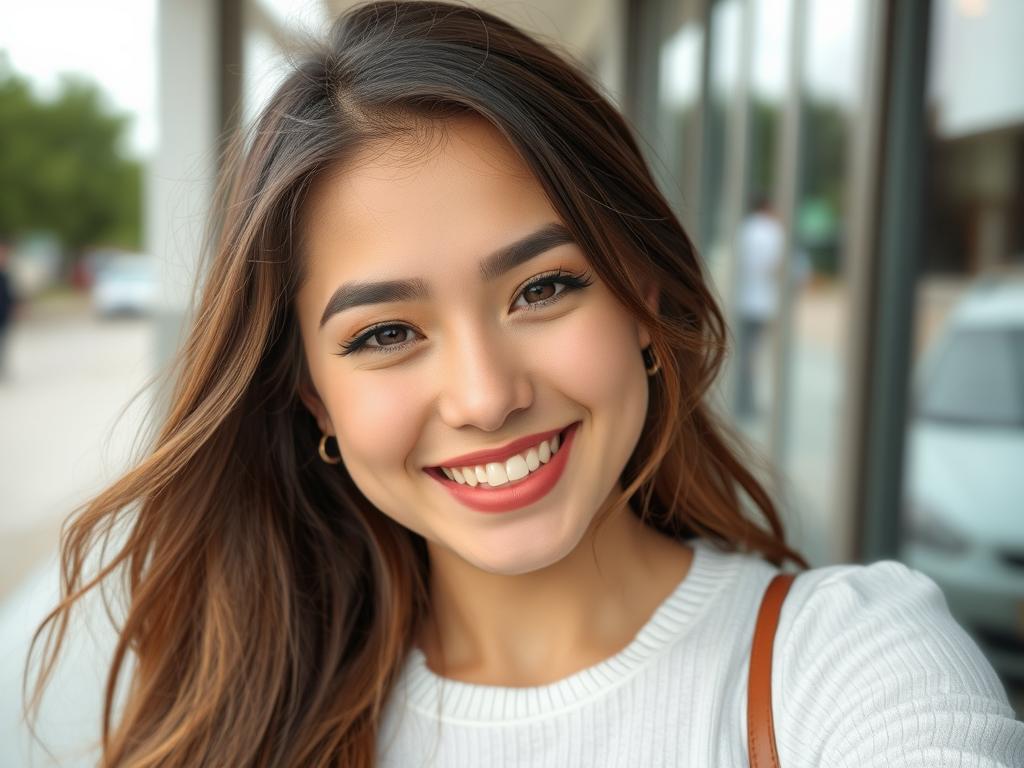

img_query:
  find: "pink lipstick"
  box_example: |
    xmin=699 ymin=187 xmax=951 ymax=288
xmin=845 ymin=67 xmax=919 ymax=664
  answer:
xmin=425 ymin=421 xmax=580 ymax=513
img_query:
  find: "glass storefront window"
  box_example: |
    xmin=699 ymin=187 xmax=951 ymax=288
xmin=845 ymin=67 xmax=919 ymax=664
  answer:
xmin=900 ymin=0 xmax=1024 ymax=696
xmin=640 ymin=0 xmax=1023 ymax=711
xmin=776 ymin=0 xmax=870 ymax=567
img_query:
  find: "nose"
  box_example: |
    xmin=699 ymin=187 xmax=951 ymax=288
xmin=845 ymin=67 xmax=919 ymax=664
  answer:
xmin=435 ymin=322 xmax=534 ymax=432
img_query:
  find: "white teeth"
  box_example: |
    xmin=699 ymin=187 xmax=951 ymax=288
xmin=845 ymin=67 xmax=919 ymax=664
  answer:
xmin=505 ymin=455 xmax=530 ymax=482
xmin=525 ymin=447 xmax=540 ymax=471
xmin=538 ymin=440 xmax=551 ymax=463
xmin=486 ymin=462 xmax=509 ymax=486
xmin=439 ymin=430 xmax=566 ymax=487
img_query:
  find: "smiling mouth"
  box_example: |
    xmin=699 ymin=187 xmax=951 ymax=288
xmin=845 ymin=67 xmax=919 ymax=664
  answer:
xmin=425 ymin=423 xmax=574 ymax=489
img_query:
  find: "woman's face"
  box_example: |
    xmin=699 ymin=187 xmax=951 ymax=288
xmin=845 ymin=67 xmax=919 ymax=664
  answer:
xmin=295 ymin=116 xmax=656 ymax=576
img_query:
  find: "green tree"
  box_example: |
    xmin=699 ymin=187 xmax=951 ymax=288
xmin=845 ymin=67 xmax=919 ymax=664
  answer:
xmin=0 ymin=58 xmax=142 ymax=262
xmin=745 ymin=96 xmax=850 ymax=276
xmin=745 ymin=96 xmax=849 ymax=215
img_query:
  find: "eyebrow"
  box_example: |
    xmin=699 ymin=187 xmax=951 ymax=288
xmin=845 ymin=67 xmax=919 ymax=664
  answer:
xmin=318 ymin=222 xmax=576 ymax=329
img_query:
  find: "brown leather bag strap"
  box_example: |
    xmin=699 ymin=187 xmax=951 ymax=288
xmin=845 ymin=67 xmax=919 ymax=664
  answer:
xmin=747 ymin=572 xmax=797 ymax=768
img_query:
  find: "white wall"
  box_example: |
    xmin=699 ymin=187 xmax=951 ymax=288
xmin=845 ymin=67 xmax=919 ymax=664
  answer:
xmin=930 ymin=0 xmax=1024 ymax=138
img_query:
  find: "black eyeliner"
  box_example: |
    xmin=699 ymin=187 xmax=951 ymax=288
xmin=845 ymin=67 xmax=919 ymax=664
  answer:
xmin=334 ymin=268 xmax=594 ymax=358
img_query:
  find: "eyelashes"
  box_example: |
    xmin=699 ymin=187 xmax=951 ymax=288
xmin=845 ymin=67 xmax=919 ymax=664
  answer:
xmin=334 ymin=268 xmax=594 ymax=358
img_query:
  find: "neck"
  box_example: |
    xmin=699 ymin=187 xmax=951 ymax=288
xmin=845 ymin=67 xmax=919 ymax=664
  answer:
xmin=417 ymin=498 xmax=693 ymax=687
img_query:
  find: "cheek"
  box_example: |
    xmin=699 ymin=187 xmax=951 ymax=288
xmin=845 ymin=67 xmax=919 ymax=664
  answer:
xmin=320 ymin=370 xmax=440 ymax=542
xmin=543 ymin=299 xmax=645 ymax=404
xmin=322 ymin=372 xmax=428 ymax=473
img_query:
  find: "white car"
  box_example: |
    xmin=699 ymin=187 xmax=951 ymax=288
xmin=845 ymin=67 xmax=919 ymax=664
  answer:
xmin=901 ymin=275 xmax=1024 ymax=686
xmin=91 ymin=255 xmax=157 ymax=317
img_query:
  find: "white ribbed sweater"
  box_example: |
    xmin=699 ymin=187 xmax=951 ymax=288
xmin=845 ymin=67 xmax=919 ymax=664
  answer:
xmin=376 ymin=537 xmax=1024 ymax=767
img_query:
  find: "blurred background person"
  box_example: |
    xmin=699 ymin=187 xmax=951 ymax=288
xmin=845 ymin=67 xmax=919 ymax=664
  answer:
xmin=0 ymin=239 xmax=17 ymax=381
xmin=734 ymin=196 xmax=784 ymax=420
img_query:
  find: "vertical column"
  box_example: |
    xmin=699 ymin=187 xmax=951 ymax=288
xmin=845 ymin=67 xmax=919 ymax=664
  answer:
xmin=854 ymin=0 xmax=932 ymax=562
xmin=715 ymin=0 xmax=756 ymax=417
xmin=695 ymin=0 xmax=715 ymax=253
xmin=596 ymin=0 xmax=628 ymax=107
xmin=219 ymin=0 xmax=244 ymax=167
xmin=834 ymin=0 xmax=890 ymax=563
xmin=148 ymin=0 xmax=244 ymax=406
xmin=147 ymin=0 xmax=221 ymax=376
xmin=766 ymin=0 xmax=806 ymax=481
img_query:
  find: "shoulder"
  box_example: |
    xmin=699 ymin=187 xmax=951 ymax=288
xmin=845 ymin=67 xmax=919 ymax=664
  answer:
xmin=771 ymin=560 xmax=1024 ymax=767
xmin=778 ymin=558 xmax=968 ymax=644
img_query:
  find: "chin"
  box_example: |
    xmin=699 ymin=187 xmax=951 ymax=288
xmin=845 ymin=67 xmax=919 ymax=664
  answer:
xmin=474 ymin=554 xmax=561 ymax=577
xmin=460 ymin=523 xmax=587 ymax=576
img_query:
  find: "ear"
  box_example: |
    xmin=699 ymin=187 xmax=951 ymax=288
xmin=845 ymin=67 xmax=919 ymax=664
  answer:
xmin=637 ymin=276 xmax=660 ymax=349
xmin=298 ymin=361 xmax=333 ymax=435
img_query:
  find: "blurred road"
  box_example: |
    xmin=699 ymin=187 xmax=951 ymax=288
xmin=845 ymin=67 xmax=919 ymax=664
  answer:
xmin=0 ymin=294 xmax=154 ymax=766
xmin=0 ymin=294 xmax=155 ymax=599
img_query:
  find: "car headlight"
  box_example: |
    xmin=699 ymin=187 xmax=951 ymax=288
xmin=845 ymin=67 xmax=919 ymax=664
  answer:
xmin=901 ymin=498 xmax=971 ymax=555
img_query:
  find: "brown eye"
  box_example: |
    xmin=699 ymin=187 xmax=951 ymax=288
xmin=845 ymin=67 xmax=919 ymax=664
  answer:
xmin=511 ymin=270 xmax=594 ymax=313
xmin=373 ymin=327 xmax=411 ymax=346
xmin=524 ymin=282 xmax=557 ymax=303
xmin=337 ymin=323 xmax=422 ymax=356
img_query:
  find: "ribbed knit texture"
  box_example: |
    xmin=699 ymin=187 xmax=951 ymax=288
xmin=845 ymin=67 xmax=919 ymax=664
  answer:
xmin=376 ymin=537 xmax=1024 ymax=766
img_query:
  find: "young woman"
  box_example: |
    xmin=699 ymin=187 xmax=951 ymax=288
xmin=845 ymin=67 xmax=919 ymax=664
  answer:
xmin=28 ymin=1 xmax=1023 ymax=766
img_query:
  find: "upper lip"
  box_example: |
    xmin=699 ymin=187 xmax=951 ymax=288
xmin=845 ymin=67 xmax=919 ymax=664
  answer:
xmin=429 ymin=422 xmax=575 ymax=469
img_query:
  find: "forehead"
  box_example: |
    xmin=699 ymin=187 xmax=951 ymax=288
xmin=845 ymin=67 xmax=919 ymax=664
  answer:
xmin=299 ymin=117 xmax=559 ymax=284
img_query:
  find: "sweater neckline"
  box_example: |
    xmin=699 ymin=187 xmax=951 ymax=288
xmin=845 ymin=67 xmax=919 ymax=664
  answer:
xmin=396 ymin=537 xmax=739 ymax=723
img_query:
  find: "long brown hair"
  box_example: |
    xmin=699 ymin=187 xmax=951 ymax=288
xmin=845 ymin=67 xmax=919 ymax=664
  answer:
xmin=27 ymin=2 xmax=808 ymax=765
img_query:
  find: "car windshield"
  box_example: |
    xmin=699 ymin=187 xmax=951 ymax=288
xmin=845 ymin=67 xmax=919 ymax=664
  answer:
xmin=918 ymin=327 xmax=1024 ymax=427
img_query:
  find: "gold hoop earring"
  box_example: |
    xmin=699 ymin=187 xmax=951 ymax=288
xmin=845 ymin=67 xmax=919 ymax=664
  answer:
xmin=318 ymin=433 xmax=342 ymax=464
xmin=642 ymin=345 xmax=661 ymax=376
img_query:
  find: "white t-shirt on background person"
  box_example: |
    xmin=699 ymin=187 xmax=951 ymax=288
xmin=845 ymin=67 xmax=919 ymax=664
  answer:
xmin=737 ymin=212 xmax=785 ymax=322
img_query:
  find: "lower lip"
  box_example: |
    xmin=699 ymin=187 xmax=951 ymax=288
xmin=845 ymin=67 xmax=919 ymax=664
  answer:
xmin=425 ymin=421 xmax=580 ymax=513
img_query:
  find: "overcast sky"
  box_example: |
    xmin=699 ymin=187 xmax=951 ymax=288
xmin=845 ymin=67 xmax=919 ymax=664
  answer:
xmin=0 ymin=0 xmax=867 ymax=160
xmin=0 ymin=0 xmax=158 ymax=157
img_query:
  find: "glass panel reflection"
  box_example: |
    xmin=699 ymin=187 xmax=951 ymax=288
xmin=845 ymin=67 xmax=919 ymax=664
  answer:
xmin=901 ymin=0 xmax=1024 ymax=703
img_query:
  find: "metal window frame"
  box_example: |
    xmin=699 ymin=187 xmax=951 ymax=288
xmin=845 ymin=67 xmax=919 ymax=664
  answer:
xmin=844 ymin=0 xmax=933 ymax=563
